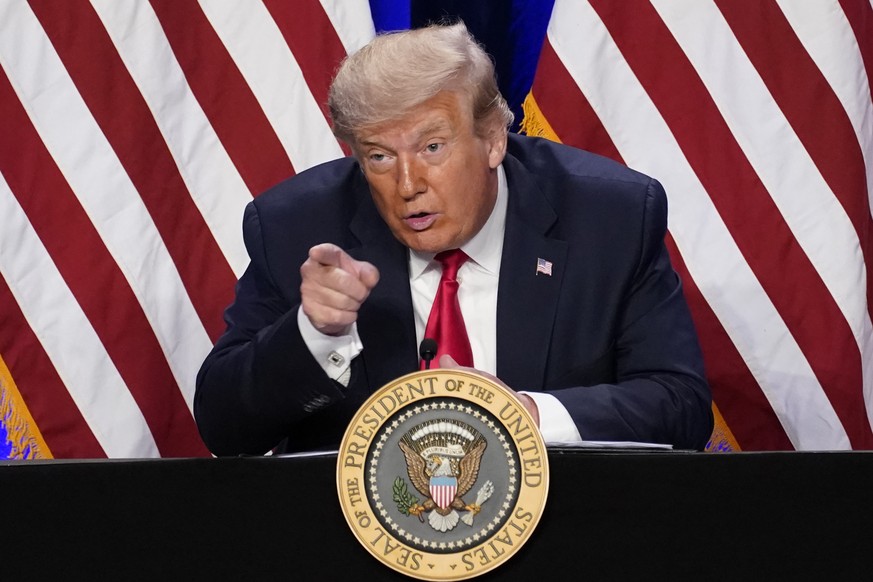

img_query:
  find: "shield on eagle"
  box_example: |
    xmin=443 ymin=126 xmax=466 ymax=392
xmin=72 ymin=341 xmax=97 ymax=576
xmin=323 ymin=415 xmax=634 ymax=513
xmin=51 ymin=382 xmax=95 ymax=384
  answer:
xmin=430 ymin=475 xmax=458 ymax=510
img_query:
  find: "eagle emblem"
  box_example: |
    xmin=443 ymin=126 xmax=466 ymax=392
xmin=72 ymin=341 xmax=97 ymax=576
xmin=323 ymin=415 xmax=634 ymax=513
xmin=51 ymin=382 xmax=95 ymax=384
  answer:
xmin=396 ymin=419 xmax=493 ymax=532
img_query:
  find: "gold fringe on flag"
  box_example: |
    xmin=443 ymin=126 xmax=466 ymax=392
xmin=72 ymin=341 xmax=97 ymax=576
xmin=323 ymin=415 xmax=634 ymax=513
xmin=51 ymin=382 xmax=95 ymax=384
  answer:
xmin=519 ymin=91 xmax=563 ymax=144
xmin=0 ymin=354 xmax=52 ymax=459
xmin=705 ymin=402 xmax=741 ymax=452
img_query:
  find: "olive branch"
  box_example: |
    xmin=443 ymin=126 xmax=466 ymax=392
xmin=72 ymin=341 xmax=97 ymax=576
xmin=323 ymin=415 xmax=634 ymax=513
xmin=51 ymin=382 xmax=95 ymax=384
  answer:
xmin=393 ymin=477 xmax=419 ymax=515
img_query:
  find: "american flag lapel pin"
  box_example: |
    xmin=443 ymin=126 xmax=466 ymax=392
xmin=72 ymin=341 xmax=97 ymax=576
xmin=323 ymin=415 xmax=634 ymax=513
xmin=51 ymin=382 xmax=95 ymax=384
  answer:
xmin=536 ymin=257 xmax=553 ymax=276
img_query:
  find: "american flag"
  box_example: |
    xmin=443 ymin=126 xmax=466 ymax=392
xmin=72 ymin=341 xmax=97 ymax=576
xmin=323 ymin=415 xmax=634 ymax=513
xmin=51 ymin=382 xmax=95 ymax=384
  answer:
xmin=523 ymin=0 xmax=873 ymax=450
xmin=4 ymin=1 xmax=871 ymax=458
xmin=0 ymin=0 xmax=374 ymax=458
xmin=536 ymin=257 xmax=553 ymax=277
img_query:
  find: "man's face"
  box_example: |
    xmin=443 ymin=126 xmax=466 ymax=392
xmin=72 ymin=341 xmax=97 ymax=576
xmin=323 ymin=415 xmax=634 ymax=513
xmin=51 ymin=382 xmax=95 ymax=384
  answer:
xmin=353 ymin=91 xmax=507 ymax=254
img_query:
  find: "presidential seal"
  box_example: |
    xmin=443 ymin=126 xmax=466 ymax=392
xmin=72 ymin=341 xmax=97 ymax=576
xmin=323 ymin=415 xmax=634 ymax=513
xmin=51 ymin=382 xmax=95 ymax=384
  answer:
xmin=337 ymin=369 xmax=549 ymax=581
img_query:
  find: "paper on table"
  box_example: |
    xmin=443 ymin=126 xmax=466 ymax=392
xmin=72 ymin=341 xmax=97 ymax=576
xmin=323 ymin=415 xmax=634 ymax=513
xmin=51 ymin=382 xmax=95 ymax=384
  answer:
xmin=546 ymin=440 xmax=673 ymax=450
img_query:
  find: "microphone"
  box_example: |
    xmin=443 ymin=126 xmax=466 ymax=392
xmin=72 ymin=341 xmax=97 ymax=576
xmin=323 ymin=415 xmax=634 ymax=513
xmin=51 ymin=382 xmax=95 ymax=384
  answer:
xmin=419 ymin=338 xmax=437 ymax=370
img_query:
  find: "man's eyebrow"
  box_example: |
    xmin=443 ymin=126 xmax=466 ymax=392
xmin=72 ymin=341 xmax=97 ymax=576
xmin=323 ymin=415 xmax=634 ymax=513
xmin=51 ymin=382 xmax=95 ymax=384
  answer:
xmin=414 ymin=120 xmax=452 ymax=139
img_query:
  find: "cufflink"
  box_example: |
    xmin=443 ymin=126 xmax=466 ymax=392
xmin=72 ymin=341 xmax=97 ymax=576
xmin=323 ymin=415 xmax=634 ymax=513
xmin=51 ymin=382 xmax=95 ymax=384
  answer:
xmin=328 ymin=351 xmax=345 ymax=367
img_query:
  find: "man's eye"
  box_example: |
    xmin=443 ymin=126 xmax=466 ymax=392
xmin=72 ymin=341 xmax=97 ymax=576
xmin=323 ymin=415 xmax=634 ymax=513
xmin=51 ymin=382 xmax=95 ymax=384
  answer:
xmin=370 ymin=153 xmax=386 ymax=162
xmin=426 ymin=143 xmax=442 ymax=153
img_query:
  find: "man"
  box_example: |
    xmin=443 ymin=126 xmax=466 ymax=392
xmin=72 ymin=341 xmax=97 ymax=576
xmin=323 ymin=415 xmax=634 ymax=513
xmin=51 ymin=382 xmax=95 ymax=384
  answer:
xmin=194 ymin=23 xmax=713 ymax=456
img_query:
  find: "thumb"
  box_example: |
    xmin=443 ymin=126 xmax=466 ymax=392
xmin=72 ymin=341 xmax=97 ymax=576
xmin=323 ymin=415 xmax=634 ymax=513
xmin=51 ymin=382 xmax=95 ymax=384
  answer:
xmin=439 ymin=354 xmax=459 ymax=369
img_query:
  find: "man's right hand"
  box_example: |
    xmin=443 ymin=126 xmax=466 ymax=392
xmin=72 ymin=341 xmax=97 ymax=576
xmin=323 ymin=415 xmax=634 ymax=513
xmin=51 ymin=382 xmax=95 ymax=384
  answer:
xmin=300 ymin=243 xmax=380 ymax=336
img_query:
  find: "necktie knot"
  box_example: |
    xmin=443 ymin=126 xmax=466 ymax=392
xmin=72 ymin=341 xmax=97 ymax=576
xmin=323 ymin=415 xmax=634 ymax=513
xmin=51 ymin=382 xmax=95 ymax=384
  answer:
xmin=435 ymin=249 xmax=468 ymax=281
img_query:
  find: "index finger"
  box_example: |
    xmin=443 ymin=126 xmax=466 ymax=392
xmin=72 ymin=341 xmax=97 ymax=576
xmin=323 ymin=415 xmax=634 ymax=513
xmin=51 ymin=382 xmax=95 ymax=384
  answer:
xmin=308 ymin=243 xmax=346 ymax=268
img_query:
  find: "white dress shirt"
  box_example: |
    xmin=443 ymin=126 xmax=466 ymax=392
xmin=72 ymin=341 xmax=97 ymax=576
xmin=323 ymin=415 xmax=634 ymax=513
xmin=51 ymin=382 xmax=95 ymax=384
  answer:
xmin=298 ymin=165 xmax=582 ymax=443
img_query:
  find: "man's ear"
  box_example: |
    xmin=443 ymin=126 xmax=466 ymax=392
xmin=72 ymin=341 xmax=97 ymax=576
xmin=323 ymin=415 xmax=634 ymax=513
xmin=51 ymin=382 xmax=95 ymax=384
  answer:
xmin=487 ymin=127 xmax=508 ymax=170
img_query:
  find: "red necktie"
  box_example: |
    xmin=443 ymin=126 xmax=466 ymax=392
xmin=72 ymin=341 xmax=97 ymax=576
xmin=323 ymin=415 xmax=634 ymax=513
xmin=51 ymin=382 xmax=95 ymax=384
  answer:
xmin=421 ymin=249 xmax=474 ymax=368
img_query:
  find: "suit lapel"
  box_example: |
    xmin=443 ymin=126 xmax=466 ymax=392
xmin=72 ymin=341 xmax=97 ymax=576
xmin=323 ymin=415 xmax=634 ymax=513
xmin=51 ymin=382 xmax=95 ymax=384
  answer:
xmin=347 ymin=182 xmax=419 ymax=387
xmin=497 ymin=154 xmax=567 ymax=390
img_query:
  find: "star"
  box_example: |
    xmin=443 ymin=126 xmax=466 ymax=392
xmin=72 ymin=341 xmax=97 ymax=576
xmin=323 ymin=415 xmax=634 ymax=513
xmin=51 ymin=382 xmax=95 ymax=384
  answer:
xmin=413 ymin=406 xmax=422 ymax=414
xmin=439 ymin=402 xmax=447 ymax=409
xmin=448 ymin=402 xmax=457 ymax=410
xmin=413 ymin=536 xmax=421 ymax=544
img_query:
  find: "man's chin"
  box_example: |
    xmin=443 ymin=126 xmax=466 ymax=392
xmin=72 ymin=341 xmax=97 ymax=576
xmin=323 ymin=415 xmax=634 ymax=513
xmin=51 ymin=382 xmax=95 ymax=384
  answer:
xmin=396 ymin=232 xmax=455 ymax=255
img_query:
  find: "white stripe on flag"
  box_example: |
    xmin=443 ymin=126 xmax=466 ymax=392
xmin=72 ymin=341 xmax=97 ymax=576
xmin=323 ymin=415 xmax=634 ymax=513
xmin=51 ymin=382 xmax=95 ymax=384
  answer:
xmin=92 ymin=0 xmax=252 ymax=277
xmin=200 ymin=0 xmax=344 ymax=173
xmin=547 ymin=0 xmax=850 ymax=449
xmin=0 ymin=172 xmax=159 ymax=457
xmin=320 ymin=0 xmax=377 ymax=54
xmin=0 ymin=1 xmax=212 ymax=412
xmin=652 ymin=0 xmax=873 ymax=430
xmin=776 ymin=0 xmax=873 ymax=207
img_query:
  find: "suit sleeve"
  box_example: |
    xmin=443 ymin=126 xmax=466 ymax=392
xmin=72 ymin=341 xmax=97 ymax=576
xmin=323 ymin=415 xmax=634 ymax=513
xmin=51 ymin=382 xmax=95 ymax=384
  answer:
xmin=194 ymin=202 xmax=349 ymax=456
xmin=548 ymin=179 xmax=713 ymax=450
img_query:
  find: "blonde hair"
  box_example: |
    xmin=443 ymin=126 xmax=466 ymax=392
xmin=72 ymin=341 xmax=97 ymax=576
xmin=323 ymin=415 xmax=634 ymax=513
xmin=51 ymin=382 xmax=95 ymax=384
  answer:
xmin=328 ymin=22 xmax=513 ymax=143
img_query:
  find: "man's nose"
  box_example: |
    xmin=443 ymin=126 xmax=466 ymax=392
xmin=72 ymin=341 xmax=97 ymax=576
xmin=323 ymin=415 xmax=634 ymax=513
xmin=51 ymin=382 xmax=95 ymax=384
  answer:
xmin=397 ymin=156 xmax=426 ymax=199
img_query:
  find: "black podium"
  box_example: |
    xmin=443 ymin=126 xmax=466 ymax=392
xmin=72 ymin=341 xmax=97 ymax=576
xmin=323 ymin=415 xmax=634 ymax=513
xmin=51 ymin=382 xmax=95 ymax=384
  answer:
xmin=3 ymin=450 xmax=871 ymax=580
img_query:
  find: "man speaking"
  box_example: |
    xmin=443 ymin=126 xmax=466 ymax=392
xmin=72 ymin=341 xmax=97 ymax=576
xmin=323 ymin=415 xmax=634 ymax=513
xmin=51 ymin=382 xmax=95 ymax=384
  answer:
xmin=194 ymin=23 xmax=713 ymax=456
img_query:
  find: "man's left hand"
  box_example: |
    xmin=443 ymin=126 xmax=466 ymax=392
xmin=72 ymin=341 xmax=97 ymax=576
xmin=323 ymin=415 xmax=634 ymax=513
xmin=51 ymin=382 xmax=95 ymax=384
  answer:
xmin=438 ymin=355 xmax=540 ymax=427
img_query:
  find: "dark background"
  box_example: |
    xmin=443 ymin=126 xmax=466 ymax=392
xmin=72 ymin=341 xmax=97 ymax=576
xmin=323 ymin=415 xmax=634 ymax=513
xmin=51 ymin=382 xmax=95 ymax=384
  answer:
xmin=368 ymin=0 xmax=557 ymax=131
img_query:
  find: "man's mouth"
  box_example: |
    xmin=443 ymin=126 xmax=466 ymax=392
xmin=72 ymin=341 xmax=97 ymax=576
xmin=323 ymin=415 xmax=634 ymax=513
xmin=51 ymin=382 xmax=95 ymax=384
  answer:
xmin=404 ymin=212 xmax=437 ymax=231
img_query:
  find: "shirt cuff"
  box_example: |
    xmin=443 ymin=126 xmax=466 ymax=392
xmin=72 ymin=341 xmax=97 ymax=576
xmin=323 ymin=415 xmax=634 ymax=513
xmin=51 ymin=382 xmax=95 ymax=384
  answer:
xmin=297 ymin=308 xmax=363 ymax=386
xmin=520 ymin=391 xmax=582 ymax=444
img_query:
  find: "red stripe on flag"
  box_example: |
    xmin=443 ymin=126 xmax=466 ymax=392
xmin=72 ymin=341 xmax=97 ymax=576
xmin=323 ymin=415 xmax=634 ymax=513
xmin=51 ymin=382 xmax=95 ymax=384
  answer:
xmin=532 ymin=39 xmax=622 ymax=162
xmin=666 ymin=236 xmax=793 ymax=450
xmin=530 ymin=32 xmax=791 ymax=449
xmin=590 ymin=0 xmax=873 ymax=448
xmin=0 ymin=277 xmax=105 ymax=459
xmin=716 ymin=0 xmax=873 ymax=319
xmin=150 ymin=0 xmax=296 ymax=194
xmin=263 ymin=0 xmax=347 ymax=123
xmin=30 ymin=0 xmax=234 ymax=342
xmin=0 ymin=65 xmax=208 ymax=457
xmin=840 ymin=0 xmax=873 ymax=103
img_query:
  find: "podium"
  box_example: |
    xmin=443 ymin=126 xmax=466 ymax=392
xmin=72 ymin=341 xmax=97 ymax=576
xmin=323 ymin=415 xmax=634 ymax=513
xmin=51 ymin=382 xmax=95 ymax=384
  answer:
xmin=3 ymin=450 xmax=871 ymax=580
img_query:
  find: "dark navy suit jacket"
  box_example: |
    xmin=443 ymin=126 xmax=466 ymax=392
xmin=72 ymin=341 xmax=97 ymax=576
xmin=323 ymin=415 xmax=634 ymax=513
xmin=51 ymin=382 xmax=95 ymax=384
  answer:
xmin=195 ymin=134 xmax=713 ymax=455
